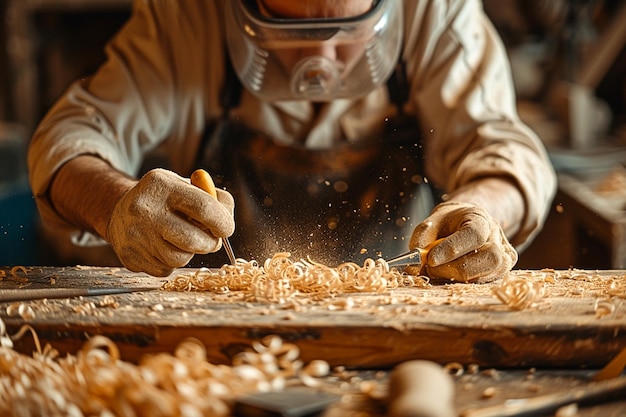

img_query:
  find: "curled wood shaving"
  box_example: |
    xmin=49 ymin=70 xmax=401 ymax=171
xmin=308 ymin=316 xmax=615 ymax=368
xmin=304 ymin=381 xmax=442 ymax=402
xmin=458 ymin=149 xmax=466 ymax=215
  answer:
xmin=606 ymin=278 xmax=626 ymax=298
xmin=0 ymin=266 xmax=29 ymax=283
xmin=162 ymin=252 xmax=429 ymax=302
xmin=6 ymin=303 xmax=36 ymax=320
xmin=594 ymin=299 xmax=616 ymax=318
xmin=492 ymin=275 xmax=545 ymax=310
xmin=0 ymin=319 xmax=332 ymax=417
xmin=443 ymin=362 xmax=464 ymax=376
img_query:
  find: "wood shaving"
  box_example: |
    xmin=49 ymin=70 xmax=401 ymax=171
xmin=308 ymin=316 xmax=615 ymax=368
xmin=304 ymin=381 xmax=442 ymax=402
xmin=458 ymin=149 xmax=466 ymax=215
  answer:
xmin=162 ymin=252 xmax=429 ymax=302
xmin=444 ymin=362 xmax=465 ymax=377
xmin=555 ymin=403 xmax=578 ymax=417
xmin=98 ymin=296 xmax=119 ymax=308
xmin=10 ymin=266 xmax=29 ymax=282
xmin=594 ymin=299 xmax=615 ymax=317
xmin=303 ymin=360 xmax=330 ymax=377
xmin=5 ymin=302 xmax=36 ymax=320
xmin=17 ymin=304 xmax=35 ymax=320
xmin=0 ymin=319 xmax=13 ymax=348
xmin=526 ymin=383 xmax=542 ymax=393
xmin=466 ymin=364 xmax=480 ymax=375
xmin=6 ymin=303 xmax=20 ymax=317
xmin=0 ymin=319 xmax=336 ymax=417
xmin=486 ymin=269 xmax=626 ymax=313
xmin=481 ymin=369 xmax=501 ymax=380
xmin=481 ymin=386 xmax=497 ymax=399
xmin=492 ymin=275 xmax=545 ymax=310
xmin=0 ymin=266 xmax=30 ymax=283
xmin=327 ymin=297 xmax=356 ymax=310
xmin=71 ymin=301 xmax=97 ymax=316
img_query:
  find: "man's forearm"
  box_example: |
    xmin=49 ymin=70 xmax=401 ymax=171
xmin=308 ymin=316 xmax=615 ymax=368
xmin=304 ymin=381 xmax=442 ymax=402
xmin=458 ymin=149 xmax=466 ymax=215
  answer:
xmin=445 ymin=177 xmax=525 ymax=239
xmin=49 ymin=155 xmax=137 ymax=239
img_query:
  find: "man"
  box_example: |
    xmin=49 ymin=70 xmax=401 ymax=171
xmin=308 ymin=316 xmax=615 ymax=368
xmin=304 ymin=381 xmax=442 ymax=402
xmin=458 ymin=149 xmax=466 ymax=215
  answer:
xmin=28 ymin=0 xmax=556 ymax=282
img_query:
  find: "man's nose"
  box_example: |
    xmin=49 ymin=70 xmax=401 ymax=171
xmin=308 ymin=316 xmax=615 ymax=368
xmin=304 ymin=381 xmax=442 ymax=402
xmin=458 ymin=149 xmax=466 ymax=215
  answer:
xmin=299 ymin=42 xmax=338 ymax=62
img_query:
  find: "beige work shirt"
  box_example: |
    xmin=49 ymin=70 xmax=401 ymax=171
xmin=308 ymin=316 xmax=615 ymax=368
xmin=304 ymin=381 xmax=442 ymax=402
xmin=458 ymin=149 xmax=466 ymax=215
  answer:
xmin=28 ymin=0 xmax=556 ymax=249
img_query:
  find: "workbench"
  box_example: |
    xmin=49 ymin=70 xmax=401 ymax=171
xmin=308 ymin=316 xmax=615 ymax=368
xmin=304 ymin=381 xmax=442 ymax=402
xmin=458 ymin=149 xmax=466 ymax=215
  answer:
xmin=0 ymin=265 xmax=624 ymax=416
xmin=518 ymin=171 xmax=626 ymax=270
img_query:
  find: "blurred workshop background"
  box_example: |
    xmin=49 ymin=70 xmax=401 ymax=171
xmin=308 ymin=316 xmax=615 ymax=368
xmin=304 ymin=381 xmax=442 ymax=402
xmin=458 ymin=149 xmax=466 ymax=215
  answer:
xmin=0 ymin=0 xmax=624 ymax=269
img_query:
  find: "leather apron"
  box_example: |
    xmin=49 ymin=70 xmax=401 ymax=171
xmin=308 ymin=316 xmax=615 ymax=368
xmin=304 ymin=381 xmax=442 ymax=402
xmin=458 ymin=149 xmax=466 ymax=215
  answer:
xmin=192 ymin=62 xmax=437 ymax=268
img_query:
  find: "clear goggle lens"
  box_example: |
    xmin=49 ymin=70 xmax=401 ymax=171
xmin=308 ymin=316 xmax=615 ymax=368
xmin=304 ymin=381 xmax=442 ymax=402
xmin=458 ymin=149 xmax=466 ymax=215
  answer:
xmin=225 ymin=0 xmax=403 ymax=101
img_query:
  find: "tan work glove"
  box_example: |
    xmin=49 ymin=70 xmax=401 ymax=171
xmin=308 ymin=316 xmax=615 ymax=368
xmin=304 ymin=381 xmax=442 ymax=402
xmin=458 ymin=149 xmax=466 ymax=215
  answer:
xmin=106 ymin=168 xmax=235 ymax=277
xmin=407 ymin=202 xmax=517 ymax=283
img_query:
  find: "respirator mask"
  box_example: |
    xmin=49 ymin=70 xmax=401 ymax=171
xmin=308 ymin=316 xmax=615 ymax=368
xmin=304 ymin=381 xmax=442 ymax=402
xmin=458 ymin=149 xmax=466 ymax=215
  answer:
xmin=224 ymin=0 xmax=403 ymax=101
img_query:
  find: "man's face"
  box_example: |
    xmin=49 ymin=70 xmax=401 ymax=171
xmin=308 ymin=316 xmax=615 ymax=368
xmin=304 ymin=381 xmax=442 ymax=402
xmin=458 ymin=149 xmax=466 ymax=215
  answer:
xmin=256 ymin=0 xmax=375 ymax=83
xmin=225 ymin=0 xmax=402 ymax=100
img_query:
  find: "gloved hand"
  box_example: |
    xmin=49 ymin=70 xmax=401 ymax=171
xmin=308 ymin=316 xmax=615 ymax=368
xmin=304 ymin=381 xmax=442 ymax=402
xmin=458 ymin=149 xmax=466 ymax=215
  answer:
xmin=406 ymin=202 xmax=517 ymax=283
xmin=106 ymin=168 xmax=235 ymax=277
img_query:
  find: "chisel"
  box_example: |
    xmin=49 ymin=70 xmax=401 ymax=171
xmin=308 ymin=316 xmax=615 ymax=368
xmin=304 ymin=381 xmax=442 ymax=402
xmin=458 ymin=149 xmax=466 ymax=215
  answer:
xmin=385 ymin=238 xmax=444 ymax=273
xmin=0 ymin=287 xmax=157 ymax=303
xmin=190 ymin=169 xmax=237 ymax=265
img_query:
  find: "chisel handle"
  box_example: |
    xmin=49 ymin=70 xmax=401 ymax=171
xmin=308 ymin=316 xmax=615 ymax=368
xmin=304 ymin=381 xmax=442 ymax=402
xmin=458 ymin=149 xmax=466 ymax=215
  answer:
xmin=190 ymin=169 xmax=237 ymax=265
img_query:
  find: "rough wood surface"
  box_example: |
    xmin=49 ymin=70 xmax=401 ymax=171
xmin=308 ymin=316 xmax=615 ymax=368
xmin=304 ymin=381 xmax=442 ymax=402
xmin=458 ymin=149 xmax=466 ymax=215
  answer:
xmin=0 ymin=266 xmax=624 ymax=369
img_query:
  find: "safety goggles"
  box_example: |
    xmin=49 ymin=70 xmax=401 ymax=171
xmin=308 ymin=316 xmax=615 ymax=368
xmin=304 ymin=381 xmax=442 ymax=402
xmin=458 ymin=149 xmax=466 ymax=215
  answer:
xmin=224 ymin=0 xmax=403 ymax=101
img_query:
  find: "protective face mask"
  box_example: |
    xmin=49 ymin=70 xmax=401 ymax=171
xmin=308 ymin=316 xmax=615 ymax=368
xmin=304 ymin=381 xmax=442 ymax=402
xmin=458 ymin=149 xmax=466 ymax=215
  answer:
xmin=224 ymin=0 xmax=403 ymax=102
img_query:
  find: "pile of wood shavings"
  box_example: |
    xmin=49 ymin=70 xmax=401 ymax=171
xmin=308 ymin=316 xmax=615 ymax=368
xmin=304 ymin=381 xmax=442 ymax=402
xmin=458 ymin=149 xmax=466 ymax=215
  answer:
xmin=0 ymin=318 xmax=347 ymax=417
xmin=162 ymin=252 xmax=430 ymax=302
xmin=491 ymin=269 xmax=626 ymax=311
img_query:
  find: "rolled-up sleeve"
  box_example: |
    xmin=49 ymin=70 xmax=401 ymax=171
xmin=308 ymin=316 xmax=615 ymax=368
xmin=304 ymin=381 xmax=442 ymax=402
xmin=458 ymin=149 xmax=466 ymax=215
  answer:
xmin=404 ymin=0 xmax=557 ymax=247
xmin=28 ymin=0 xmax=222 ymax=236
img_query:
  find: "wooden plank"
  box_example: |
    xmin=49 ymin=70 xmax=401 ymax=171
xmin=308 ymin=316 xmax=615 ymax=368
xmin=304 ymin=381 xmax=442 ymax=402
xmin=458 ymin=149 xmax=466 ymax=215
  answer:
xmin=0 ymin=266 xmax=624 ymax=369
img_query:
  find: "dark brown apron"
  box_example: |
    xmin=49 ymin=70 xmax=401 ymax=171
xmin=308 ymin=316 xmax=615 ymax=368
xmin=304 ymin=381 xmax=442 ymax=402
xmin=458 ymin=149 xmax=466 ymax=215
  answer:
xmin=191 ymin=62 xmax=438 ymax=267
